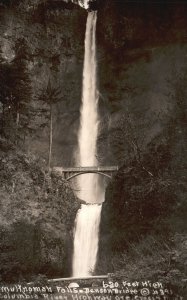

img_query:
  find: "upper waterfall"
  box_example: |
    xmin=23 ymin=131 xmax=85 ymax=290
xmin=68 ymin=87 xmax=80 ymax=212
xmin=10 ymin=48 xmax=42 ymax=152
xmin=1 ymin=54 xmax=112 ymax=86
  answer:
xmin=76 ymin=11 xmax=105 ymax=204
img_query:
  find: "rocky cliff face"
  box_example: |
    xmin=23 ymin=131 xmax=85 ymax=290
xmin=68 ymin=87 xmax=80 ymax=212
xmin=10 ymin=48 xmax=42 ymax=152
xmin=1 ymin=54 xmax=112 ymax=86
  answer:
xmin=1 ymin=0 xmax=187 ymax=167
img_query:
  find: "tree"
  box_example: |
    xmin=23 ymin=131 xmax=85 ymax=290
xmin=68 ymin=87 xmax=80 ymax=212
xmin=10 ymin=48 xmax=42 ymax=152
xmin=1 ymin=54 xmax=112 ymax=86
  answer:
xmin=117 ymin=109 xmax=154 ymax=177
xmin=0 ymin=60 xmax=12 ymax=136
xmin=107 ymin=99 xmax=155 ymax=177
xmin=36 ymin=79 xmax=62 ymax=170
xmin=11 ymin=38 xmax=32 ymax=142
xmin=0 ymin=38 xmax=32 ymax=143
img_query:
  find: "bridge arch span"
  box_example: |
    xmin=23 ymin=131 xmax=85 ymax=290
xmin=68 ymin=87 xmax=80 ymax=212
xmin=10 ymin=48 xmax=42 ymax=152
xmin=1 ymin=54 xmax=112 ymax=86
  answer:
xmin=52 ymin=166 xmax=118 ymax=182
xmin=66 ymin=171 xmax=112 ymax=181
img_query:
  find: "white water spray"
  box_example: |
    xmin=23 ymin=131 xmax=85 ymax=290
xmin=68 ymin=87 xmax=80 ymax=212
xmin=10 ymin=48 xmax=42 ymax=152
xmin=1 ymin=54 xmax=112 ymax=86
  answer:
xmin=72 ymin=11 xmax=104 ymax=277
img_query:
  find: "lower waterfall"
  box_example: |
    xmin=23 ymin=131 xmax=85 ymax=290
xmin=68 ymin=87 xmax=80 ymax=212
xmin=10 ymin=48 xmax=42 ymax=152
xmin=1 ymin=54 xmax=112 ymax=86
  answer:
xmin=72 ymin=204 xmax=102 ymax=277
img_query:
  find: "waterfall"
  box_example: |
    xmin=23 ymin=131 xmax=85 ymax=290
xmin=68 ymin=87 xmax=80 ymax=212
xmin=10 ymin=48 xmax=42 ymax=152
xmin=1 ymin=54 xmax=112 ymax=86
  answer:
xmin=72 ymin=204 xmax=102 ymax=276
xmin=72 ymin=11 xmax=104 ymax=277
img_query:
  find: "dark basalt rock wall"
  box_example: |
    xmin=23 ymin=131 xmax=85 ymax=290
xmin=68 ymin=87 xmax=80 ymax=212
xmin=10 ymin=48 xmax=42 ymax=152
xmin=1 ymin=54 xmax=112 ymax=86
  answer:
xmin=1 ymin=0 xmax=187 ymax=166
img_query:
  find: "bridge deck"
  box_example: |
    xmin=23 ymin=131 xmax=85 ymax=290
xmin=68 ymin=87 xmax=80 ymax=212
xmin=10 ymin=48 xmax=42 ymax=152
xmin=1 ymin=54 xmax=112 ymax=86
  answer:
xmin=53 ymin=166 xmax=119 ymax=172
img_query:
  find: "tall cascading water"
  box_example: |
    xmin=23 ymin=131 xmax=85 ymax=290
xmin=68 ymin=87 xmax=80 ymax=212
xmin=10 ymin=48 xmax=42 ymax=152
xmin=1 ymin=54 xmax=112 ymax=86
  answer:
xmin=72 ymin=204 xmax=102 ymax=276
xmin=72 ymin=11 xmax=105 ymax=277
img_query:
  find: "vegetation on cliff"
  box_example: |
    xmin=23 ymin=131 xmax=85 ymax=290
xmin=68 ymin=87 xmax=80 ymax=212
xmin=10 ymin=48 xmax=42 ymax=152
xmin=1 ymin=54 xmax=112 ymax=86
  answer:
xmin=98 ymin=68 xmax=187 ymax=296
xmin=0 ymin=137 xmax=79 ymax=282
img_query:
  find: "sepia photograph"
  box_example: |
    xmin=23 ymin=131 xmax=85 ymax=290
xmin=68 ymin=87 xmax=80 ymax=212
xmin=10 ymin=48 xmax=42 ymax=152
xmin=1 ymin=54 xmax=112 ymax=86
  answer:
xmin=0 ymin=0 xmax=186 ymax=299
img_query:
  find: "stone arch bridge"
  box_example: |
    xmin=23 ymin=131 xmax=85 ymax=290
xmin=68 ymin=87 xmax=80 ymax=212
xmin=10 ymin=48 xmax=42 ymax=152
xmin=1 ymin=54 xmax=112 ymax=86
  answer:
xmin=52 ymin=166 xmax=119 ymax=181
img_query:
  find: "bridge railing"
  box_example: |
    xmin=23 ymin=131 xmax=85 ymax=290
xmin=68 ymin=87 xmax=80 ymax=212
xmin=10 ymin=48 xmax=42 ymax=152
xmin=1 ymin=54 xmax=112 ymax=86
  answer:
xmin=52 ymin=166 xmax=119 ymax=173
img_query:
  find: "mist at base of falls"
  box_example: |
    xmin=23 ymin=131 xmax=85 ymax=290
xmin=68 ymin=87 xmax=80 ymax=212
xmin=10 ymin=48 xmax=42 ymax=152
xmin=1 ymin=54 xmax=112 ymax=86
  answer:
xmin=77 ymin=173 xmax=105 ymax=204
